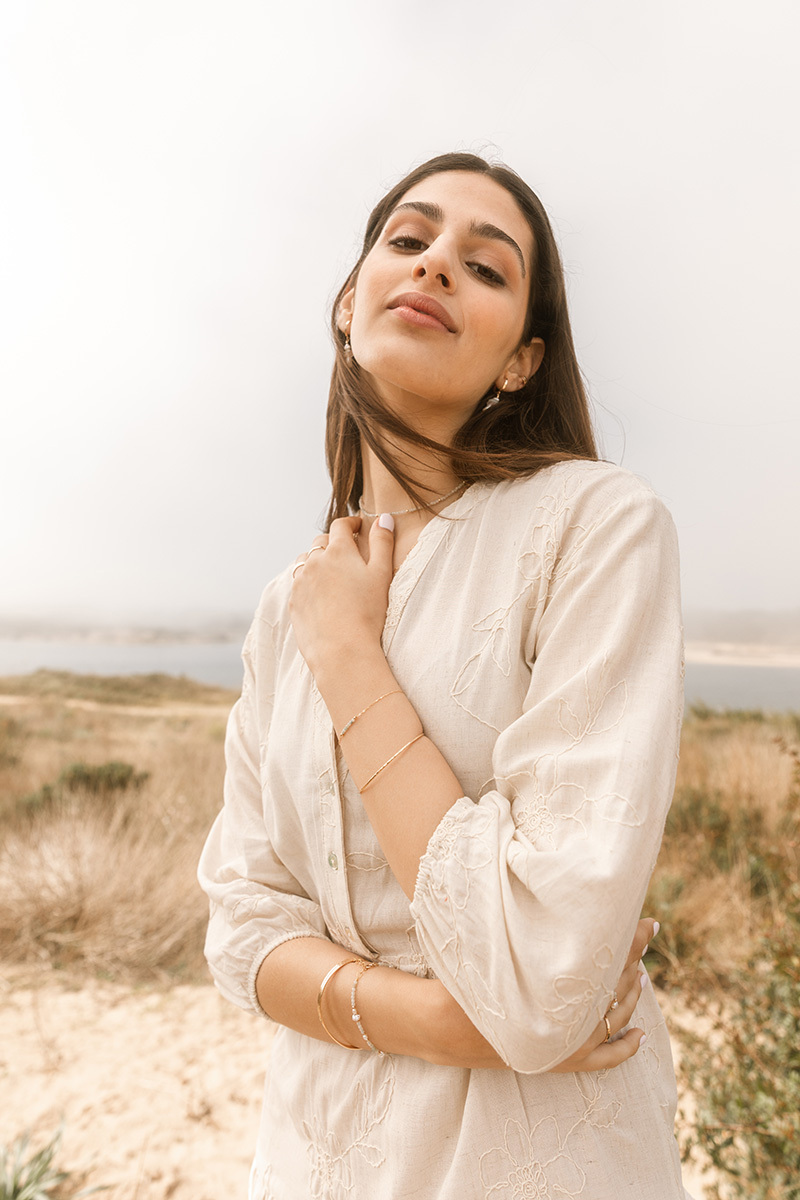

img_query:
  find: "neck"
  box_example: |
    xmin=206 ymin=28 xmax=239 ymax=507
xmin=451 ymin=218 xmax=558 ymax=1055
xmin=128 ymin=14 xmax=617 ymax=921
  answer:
xmin=358 ymin=437 xmax=463 ymax=519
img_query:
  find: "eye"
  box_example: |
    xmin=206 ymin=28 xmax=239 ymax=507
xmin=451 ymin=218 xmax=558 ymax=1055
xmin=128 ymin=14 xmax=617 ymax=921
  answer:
xmin=468 ymin=261 xmax=506 ymax=286
xmin=388 ymin=235 xmax=428 ymax=251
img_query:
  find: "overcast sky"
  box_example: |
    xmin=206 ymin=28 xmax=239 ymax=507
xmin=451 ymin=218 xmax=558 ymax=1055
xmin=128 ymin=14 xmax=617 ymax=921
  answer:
xmin=1 ymin=0 xmax=798 ymax=625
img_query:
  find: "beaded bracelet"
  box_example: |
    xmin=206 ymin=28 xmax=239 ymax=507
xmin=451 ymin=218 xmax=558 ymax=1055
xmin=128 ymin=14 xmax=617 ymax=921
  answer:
xmin=337 ymin=689 xmax=403 ymax=740
xmin=317 ymin=958 xmax=361 ymax=1049
xmin=350 ymin=961 xmax=384 ymax=1055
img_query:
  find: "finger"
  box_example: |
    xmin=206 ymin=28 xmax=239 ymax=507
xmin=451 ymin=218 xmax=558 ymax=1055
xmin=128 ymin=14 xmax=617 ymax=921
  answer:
xmin=368 ymin=512 xmax=395 ymax=578
xmin=585 ymin=1027 xmax=647 ymax=1071
xmin=591 ymin=965 xmax=647 ymax=1052
xmin=327 ymin=515 xmax=363 ymax=546
xmin=625 ymin=917 xmax=658 ymax=969
xmin=552 ymin=1024 xmax=647 ymax=1073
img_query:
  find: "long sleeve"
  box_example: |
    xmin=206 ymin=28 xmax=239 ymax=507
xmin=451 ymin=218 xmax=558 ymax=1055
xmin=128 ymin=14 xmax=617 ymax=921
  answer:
xmin=409 ymin=475 xmax=683 ymax=1073
xmin=197 ymin=594 xmax=329 ymax=1016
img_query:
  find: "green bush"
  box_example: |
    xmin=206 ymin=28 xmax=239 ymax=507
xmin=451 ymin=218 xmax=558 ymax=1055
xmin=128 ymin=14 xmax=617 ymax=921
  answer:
xmin=0 ymin=1126 xmax=105 ymax=1199
xmin=679 ymin=741 xmax=800 ymax=1198
xmin=17 ymin=761 xmax=149 ymax=815
xmin=680 ymin=891 xmax=800 ymax=1199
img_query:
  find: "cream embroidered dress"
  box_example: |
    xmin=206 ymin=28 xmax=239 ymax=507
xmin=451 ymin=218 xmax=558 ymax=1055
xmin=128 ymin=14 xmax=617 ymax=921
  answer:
xmin=198 ymin=459 xmax=692 ymax=1200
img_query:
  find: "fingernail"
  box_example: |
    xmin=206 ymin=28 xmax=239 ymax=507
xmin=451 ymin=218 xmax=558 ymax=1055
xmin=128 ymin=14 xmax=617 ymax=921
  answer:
xmin=378 ymin=512 xmax=395 ymax=531
xmin=643 ymin=944 xmax=649 ymax=956
xmin=653 ymin=921 xmax=660 ymax=936
xmin=640 ymin=972 xmax=649 ymax=988
xmin=639 ymin=1034 xmax=647 ymax=1047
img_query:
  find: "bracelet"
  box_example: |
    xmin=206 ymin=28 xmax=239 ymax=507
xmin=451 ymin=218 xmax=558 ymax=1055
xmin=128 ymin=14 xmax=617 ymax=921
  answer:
xmin=317 ymin=958 xmax=361 ymax=1048
xmin=359 ymin=731 xmax=425 ymax=792
xmin=350 ymin=961 xmax=384 ymax=1055
xmin=337 ymin=689 xmax=403 ymax=740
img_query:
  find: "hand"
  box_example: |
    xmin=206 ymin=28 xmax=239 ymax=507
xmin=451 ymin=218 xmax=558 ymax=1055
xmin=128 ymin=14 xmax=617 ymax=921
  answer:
xmin=288 ymin=515 xmax=395 ymax=673
xmin=548 ymin=916 xmax=655 ymax=1072
xmin=423 ymin=917 xmax=657 ymax=1071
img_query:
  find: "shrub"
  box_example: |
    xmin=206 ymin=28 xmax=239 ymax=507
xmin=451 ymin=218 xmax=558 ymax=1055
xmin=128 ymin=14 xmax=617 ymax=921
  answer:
xmin=17 ymin=761 xmax=149 ymax=816
xmin=0 ymin=1126 xmax=104 ymax=1199
xmin=678 ymin=739 xmax=800 ymax=1197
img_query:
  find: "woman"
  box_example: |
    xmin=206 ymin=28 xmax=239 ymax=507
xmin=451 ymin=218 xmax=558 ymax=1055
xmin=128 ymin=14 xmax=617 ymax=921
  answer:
xmin=198 ymin=152 xmax=689 ymax=1199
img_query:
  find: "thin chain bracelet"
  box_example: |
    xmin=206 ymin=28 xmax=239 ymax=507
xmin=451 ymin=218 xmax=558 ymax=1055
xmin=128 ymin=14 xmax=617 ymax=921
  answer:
xmin=359 ymin=731 xmax=425 ymax=792
xmin=350 ymin=961 xmax=384 ymax=1054
xmin=337 ymin=689 xmax=403 ymax=740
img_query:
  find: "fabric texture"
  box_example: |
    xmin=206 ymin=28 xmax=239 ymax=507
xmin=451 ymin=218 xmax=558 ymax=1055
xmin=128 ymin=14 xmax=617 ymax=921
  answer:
xmin=198 ymin=459 xmax=691 ymax=1200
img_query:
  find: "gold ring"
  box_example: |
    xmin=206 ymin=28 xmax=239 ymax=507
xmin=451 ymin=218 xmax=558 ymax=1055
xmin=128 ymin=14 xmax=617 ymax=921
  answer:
xmin=603 ymin=1015 xmax=612 ymax=1043
xmin=306 ymin=545 xmax=324 ymax=558
xmin=291 ymin=561 xmax=305 ymax=579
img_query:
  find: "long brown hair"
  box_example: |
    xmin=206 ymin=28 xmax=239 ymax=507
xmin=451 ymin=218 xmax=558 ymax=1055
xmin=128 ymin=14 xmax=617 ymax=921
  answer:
xmin=324 ymin=152 xmax=597 ymax=528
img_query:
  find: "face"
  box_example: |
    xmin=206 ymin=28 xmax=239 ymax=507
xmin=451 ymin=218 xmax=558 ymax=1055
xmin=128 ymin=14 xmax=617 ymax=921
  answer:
xmin=338 ymin=172 xmax=544 ymax=422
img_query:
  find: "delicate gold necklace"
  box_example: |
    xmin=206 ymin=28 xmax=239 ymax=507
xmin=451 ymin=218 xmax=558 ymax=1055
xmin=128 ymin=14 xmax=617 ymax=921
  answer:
xmin=358 ymin=480 xmax=467 ymax=518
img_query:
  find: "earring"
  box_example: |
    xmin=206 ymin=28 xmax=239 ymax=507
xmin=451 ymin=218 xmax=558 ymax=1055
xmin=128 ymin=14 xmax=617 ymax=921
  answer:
xmin=482 ymin=377 xmax=508 ymax=413
xmin=343 ymin=320 xmax=352 ymax=359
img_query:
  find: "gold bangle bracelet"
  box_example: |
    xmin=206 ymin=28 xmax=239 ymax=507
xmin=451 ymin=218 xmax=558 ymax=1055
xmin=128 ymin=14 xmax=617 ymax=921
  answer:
xmin=317 ymin=958 xmax=361 ymax=1048
xmin=337 ymin=689 xmax=403 ymax=740
xmin=359 ymin=731 xmax=425 ymax=792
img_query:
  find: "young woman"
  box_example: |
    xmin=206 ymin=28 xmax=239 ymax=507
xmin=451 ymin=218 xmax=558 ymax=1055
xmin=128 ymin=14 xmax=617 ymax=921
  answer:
xmin=198 ymin=152 xmax=689 ymax=1199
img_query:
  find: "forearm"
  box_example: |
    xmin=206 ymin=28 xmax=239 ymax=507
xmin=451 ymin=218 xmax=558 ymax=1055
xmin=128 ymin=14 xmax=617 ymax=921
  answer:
xmin=255 ymin=934 xmax=440 ymax=1060
xmin=311 ymin=642 xmax=463 ymax=898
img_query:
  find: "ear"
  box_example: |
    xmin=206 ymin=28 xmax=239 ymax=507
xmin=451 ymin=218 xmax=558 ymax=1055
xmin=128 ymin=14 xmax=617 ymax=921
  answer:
xmin=496 ymin=337 xmax=545 ymax=391
xmin=337 ymin=286 xmax=355 ymax=333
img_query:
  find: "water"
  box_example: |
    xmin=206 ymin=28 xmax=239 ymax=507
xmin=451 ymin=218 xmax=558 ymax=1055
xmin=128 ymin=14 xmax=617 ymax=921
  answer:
xmin=0 ymin=639 xmax=798 ymax=711
xmin=0 ymin=639 xmax=244 ymax=688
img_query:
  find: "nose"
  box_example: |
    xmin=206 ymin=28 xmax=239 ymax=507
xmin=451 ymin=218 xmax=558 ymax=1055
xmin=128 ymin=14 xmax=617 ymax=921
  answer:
xmin=412 ymin=237 xmax=454 ymax=291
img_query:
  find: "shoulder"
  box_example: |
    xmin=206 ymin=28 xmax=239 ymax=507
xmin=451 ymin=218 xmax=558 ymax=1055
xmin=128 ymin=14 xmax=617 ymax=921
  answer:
xmin=485 ymin=459 xmax=676 ymax=538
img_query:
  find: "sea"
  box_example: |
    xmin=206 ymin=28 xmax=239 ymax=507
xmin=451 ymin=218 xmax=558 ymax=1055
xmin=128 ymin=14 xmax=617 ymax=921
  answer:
xmin=0 ymin=638 xmax=798 ymax=712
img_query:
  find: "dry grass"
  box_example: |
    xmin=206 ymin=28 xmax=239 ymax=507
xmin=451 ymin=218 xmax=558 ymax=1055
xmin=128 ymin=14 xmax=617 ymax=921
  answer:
xmin=0 ymin=673 xmax=236 ymax=984
xmin=646 ymin=707 xmax=800 ymax=991
xmin=1 ymin=673 xmax=798 ymax=997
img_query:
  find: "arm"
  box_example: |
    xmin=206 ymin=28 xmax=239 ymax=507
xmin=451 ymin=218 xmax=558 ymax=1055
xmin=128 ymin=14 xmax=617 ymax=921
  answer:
xmin=290 ymin=475 xmax=682 ymax=1072
xmin=202 ymin=547 xmax=652 ymax=1071
xmin=197 ymin=585 xmax=483 ymax=1055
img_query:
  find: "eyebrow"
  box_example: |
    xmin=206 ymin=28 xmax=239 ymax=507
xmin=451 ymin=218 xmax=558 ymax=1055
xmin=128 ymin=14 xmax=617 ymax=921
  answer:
xmin=390 ymin=200 xmax=527 ymax=278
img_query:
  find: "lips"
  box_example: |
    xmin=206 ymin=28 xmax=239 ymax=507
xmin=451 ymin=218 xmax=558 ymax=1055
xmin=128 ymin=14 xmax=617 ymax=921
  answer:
xmin=388 ymin=292 xmax=457 ymax=333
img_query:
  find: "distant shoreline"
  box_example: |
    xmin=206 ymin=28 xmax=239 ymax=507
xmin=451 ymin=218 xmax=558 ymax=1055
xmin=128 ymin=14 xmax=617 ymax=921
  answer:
xmin=685 ymin=642 xmax=800 ymax=669
xmin=2 ymin=631 xmax=800 ymax=670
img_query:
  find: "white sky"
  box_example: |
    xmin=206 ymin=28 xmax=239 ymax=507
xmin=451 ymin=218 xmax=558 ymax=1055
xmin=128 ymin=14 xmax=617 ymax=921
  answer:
xmin=1 ymin=0 xmax=798 ymax=624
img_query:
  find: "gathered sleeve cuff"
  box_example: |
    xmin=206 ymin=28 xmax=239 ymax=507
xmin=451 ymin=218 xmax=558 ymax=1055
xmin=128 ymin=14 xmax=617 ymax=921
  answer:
xmin=410 ymin=479 xmax=683 ymax=1072
xmin=197 ymin=596 xmax=328 ymax=1018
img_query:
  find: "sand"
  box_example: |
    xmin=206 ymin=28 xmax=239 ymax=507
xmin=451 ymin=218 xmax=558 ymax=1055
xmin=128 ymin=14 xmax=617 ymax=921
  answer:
xmin=1 ymin=976 xmax=717 ymax=1199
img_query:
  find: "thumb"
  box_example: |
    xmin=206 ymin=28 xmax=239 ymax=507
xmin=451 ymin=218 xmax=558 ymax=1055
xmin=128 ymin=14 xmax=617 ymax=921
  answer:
xmin=369 ymin=512 xmax=395 ymax=577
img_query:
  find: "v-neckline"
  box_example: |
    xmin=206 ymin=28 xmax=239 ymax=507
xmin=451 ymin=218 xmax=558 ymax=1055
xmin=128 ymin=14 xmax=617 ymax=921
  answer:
xmin=381 ymin=482 xmax=489 ymax=653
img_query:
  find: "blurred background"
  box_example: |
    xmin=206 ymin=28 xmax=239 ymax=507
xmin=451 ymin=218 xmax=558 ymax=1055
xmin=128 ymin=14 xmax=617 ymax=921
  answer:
xmin=2 ymin=9 xmax=799 ymax=1197
xmin=1 ymin=0 xmax=798 ymax=705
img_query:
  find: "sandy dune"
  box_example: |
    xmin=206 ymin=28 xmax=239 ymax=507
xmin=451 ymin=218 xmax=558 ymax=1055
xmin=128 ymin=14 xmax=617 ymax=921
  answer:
xmin=1 ymin=978 xmax=716 ymax=1199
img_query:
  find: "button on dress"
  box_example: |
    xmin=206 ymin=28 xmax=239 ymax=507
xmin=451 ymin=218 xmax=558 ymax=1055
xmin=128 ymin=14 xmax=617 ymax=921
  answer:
xmin=198 ymin=460 xmax=693 ymax=1200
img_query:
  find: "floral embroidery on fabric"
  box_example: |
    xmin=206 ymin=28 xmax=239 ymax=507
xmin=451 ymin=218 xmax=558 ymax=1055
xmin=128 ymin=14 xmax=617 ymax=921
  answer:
xmin=248 ymin=1158 xmax=277 ymax=1200
xmin=479 ymin=1117 xmax=586 ymax=1198
xmin=302 ymin=1063 xmax=395 ymax=1199
xmin=574 ymin=1073 xmax=621 ymax=1130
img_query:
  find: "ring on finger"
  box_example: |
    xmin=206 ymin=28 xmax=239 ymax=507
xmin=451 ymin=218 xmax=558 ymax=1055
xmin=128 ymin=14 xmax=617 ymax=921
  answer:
xmin=608 ymin=990 xmax=619 ymax=1011
xmin=306 ymin=545 xmax=324 ymax=559
xmin=291 ymin=561 xmax=305 ymax=579
xmin=602 ymin=1015 xmax=612 ymax=1043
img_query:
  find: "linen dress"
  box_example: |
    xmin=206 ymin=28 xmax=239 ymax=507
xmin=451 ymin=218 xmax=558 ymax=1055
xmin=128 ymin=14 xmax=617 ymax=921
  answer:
xmin=198 ymin=459 xmax=692 ymax=1200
